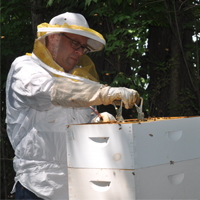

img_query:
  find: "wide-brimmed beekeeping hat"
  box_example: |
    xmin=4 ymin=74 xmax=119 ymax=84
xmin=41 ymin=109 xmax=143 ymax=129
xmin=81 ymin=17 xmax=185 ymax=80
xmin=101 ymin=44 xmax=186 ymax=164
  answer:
xmin=37 ymin=12 xmax=106 ymax=52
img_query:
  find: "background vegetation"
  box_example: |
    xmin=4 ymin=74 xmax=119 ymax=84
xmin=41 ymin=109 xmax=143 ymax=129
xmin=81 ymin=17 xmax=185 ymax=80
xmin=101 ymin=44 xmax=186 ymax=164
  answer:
xmin=1 ymin=0 xmax=200 ymax=199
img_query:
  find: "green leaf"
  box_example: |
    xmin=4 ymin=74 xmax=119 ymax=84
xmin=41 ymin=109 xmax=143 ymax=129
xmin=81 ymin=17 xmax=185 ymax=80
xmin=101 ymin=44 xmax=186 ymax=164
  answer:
xmin=118 ymin=54 xmax=121 ymax=60
xmin=46 ymin=0 xmax=54 ymax=7
xmin=116 ymin=0 xmax=122 ymax=5
xmin=85 ymin=0 xmax=92 ymax=6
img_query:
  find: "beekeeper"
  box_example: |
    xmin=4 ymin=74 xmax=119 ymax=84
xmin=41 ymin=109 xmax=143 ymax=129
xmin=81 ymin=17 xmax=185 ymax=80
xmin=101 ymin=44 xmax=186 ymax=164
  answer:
xmin=6 ymin=12 xmax=140 ymax=199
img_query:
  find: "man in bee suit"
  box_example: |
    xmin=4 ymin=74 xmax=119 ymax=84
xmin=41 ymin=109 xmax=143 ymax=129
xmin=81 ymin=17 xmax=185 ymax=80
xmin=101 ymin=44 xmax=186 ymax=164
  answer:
xmin=6 ymin=12 xmax=140 ymax=199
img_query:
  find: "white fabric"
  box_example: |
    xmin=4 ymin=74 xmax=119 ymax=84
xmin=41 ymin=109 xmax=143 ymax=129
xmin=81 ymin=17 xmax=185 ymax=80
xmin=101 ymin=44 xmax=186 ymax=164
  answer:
xmin=6 ymin=55 xmax=98 ymax=199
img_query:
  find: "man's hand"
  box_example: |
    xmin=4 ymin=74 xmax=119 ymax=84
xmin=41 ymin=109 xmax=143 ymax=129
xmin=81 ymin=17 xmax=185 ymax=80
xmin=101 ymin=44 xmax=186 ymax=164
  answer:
xmin=91 ymin=112 xmax=116 ymax=123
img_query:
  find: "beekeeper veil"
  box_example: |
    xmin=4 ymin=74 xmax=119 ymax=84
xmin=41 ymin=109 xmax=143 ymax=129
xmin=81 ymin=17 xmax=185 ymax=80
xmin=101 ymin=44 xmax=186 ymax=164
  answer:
xmin=30 ymin=12 xmax=106 ymax=82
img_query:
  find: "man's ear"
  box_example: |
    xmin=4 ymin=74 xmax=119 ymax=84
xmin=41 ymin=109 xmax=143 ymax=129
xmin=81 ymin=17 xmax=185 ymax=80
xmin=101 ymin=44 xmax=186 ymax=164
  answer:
xmin=46 ymin=34 xmax=59 ymax=47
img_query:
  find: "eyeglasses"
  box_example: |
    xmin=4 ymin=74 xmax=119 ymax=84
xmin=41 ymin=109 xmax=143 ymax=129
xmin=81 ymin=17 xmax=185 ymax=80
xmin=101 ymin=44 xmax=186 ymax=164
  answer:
xmin=61 ymin=33 xmax=91 ymax=54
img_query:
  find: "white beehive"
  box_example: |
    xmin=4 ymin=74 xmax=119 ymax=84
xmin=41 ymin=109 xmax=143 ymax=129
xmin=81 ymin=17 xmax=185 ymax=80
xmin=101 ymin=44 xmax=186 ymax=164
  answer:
xmin=134 ymin=158 xmax=200 ymax=199
xmin=66 ymin=116 xmax=200 ymax=199
xmin=68 ymin=168 xmax=136 ymax=200
xmin=67 ymin=123 xmax=134 ymax=169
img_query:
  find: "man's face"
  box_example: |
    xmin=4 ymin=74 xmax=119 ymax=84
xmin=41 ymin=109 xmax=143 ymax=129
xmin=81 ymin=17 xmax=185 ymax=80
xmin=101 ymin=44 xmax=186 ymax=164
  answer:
xmin=47 ymin=33 xmax=88 ymax=72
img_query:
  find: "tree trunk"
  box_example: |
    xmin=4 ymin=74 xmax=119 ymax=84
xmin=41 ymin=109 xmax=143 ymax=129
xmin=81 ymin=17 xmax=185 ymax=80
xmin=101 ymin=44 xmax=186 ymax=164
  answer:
xmin=169 ymin=32 xmax=181 ymax=116
xmin=147 ymin=26 xmax=171 ymax=117
xmin=30 ymin=0 xmax=44 ymax=38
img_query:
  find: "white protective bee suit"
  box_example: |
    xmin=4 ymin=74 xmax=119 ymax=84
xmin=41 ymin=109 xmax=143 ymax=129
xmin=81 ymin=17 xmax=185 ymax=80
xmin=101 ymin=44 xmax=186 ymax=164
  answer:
xmin=6 ymin=12 xmax=140 ymax=199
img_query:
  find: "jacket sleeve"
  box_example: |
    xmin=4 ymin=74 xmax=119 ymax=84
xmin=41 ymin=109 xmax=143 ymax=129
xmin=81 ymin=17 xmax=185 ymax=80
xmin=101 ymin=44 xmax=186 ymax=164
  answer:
xmin=9 ymin=56 xmax=55 ymax=111
xmin=51 ymin=77 xmax=140 ymax=109
xmin=51 ymin=77 xmax=110 ymax=107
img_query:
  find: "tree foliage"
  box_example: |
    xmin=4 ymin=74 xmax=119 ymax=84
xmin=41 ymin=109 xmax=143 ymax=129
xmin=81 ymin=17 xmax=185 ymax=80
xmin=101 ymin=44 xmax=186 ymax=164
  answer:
xmin=1 ymin=0 xmax=200 ymax=198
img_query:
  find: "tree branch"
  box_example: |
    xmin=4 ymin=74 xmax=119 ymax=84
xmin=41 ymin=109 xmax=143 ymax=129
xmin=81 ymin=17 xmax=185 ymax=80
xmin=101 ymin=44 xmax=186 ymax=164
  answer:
xmin=178 ymin=0 xmax=187 ymax=12
xmin=164 ymin=0 xmax=196 ymax=91
xmin=0 ymin=158 xmax=13 ymax=161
